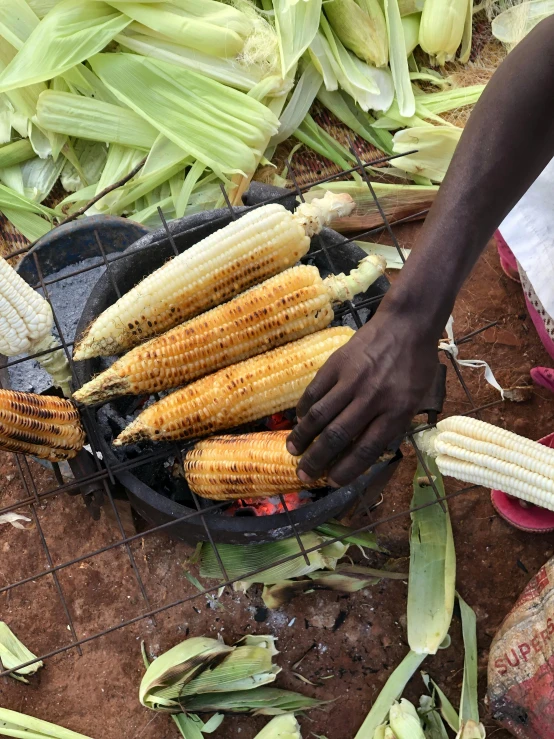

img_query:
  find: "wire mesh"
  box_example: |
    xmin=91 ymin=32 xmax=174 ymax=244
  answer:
xmin=0 ymin=145 xmax=500 ymax=678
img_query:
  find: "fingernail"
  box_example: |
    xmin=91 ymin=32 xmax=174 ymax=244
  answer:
xmin=328 ymin=478 xmax=341 ymax=488
xmin=287 ymin=441 xmax=299 ymax=455
xmin=297 ymin=470 xmax=313 ymax=483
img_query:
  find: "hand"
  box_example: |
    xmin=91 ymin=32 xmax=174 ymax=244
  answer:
xmin=286 ymin=308 xmax=439 ymax=487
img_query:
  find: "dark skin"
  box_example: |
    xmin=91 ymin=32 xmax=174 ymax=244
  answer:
xmin=287 ymin=17 xmax=554 ymax=487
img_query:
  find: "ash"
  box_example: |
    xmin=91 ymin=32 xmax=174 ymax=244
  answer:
xmin=8 ymin=257 xmax=105 ymax=394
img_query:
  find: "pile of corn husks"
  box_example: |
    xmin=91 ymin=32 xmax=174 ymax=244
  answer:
xmin=0 ymin=0 xmax=545 ymax=241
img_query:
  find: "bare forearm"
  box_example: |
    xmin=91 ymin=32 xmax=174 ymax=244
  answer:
xmin=383 ymin=16 xmax=554 ymax=335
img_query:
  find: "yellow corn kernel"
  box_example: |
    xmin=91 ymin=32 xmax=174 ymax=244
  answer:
xmin=114 ymin=326 xmax=354 ymax=445
xmin=74 ymin=192 xmax=355 ymax=360
xmin=183 ymin=431 xmax=327 ymax=500
xmin=73 ymin=255 xmax=385 ymax=407
xmin=0 ymin=390 xmax=85 ymax=461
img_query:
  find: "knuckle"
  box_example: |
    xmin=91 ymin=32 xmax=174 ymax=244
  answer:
xmin=306 ymin=403 xmax=325 ymax=424
xmin=353 ymin=440 xmax=383 ymax=464
xmin=323 ymin=423 xmax=351 ymax=449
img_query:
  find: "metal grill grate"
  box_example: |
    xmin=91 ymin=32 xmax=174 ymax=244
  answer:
xmin=0 ymin=145 xmax=503 ymax=679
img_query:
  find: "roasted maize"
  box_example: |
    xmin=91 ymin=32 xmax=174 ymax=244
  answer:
xmin=0 ymin=390 xmax=85 ymax=461
xmin=418 ymin=416 xmax=554 ymax=511
xmin=74 ymin=256 xmax=385 ymax=406
xmin=0 ymin=257 xmax=71 ymax=395
xmin=73 ymin=192 xmax=355 ymax=361
xmin=182 ymin=431 xmax=327 ymax=500
xmin=114 ymin=326 xmax=354 ymax=445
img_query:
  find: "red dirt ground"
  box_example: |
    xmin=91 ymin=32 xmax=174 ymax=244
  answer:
xmin=1 ymin=228 xmax=551 ymax=739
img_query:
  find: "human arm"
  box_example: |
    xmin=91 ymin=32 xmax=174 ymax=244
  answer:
xmin=287 ymin=16 xmax=554 ymax=486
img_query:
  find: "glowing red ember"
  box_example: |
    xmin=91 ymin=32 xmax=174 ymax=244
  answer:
xmin=227 ymin=492 xmax=312 ymax=517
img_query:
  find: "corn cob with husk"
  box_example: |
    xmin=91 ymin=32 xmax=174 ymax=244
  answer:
xmin=73 ymin=192 xmax=355 ymax=361
xmin=182 ymin=431 xmax=328 ymax=500
xmin=74 ymin=255 xmax=385 ymax=406
xmin=114 ymin=326 xmax=354 ymax=446
xmin=305 ymin=181 xmax=439 ymax=233
xmin=418 ymin=416 xmax=554 ymax=511
xmin=418 ymin=0 xmax=469 ymax=65
xmin=324 ymin=0 xmax=389 ymax=68
xmin=0 ymin=390 xmax=85 ymax=461
xmin=0 ymin=257 xmax=72 ymax=395
xmin=140 ymin=635 xmax=280 ymax=713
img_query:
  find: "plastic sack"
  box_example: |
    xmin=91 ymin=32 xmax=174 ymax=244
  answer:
xmin=488 ymin=556 xmax=554 ymax=737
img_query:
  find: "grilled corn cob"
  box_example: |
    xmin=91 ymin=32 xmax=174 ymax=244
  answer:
xmin=73 ymin=192 xmax=355 ymax=361
xmin=114 ymin=326 xmax=354 ymax=446
xmin=0 ymin=390 xmax=85 ymax=461
xmin=182 ymin=431 xmax=328 ymax=500
xmin=74 ymin=256 xmax=385 ymax=406
xmin=0 ymin=257 xmax=71 ymax=396
xmin=418 ymin=416 xmax=554 ymax=511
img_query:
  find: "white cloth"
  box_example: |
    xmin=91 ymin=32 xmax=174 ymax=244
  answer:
xmin=499 ymin=157 xmax=554 ymax=320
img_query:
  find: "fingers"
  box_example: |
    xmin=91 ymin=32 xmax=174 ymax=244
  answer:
xmin=287 ymin=382 xmax=352 ymax=457
xmin=295 ymin=356 xmax=340 ymax=420
xmin=327 ymin=414 xmax=410 ymax=488
xmin=295 ymin=402 xmax=376 ymax=483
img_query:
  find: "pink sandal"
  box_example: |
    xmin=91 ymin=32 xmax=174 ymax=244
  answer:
xmin=494 ymin=230 xmax=521 ymax=283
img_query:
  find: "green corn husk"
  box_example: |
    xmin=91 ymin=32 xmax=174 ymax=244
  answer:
xmin=262 ymin=563 xmax=408 ymax=608
xmin=421 ymin=674 xmax=459 ymax=733
xmin=140 ymin=637 xmax=233 ymax=712
xmin=255 ymin=715 xmax=302 ymax=739
xmin=0 ymin=0 xmax=39 ymax=51
xmin=305 ymin=180 xmax=438 ymax=231
xmin=418 ymin=695 xmax=450 ymax=739
xmin=21 ymin=154 xmax=65 ymax=203
xmin=354 ymin=651 xmax=427 ymax=738
xmin=392 ymin=126 xmax=462 ymax=182
xmin=389 ymin=699 xmax=425 ymax=739
xmin=0 ymin=140 xmax=34 ymax=169
xmin=181 ymin=687 xmax=325 ymax=716
xmin=109 ymin=1 xmax=253 ymax=57
xmin=273 ymin=0 xmax=323 ymax=77
xmin=316 ymin=87 xmax=393 ymax=153
xmin=116 ymin=28 xmax=263 ymax=92
xmin=315 ymin=519 xmax=386 ymax=552
xmin=492 ymin=0 xmax=554 ymax=47
xmin=0 ymin=707 xmax=95 ymax=739
xmin=457 ymin=595 xmax=486 ymax=739
xmin=407 ymin=458 xmax=455 ymax=655
xmin=60 ymin=141 xmax=107 ymax=192
xmin=402 ymin=13 xmax=421 ymax=55
xmin=36 ymin=90 xmax=159 ymax=150
xmin=324 ymin=0 xmax=389 ymax=68
xmin=318 ymin=18 xmax=395 ymax=113
xmin=398 ymin=0 xmax=424 ymax=13
xmin=200 ymin=532 xmax=349 ymax=585
xmin=1 ymin=207 xmax=52 ymax=240
xmin=88 ymin=53 xmax=279 ymax=177
xmin=294 ymin=112 xmax=359 ymax=173
xmin=0 ymin=622 xmax=43 ymax=683
xmin=177 ymin=646 xmax=280 ymax=697
xmin=384 ymin=0 xmax=415 ymax=117
xmin=419 ymin=0 xmax=468 ymax=65
xmin=266 ymin=61 xmax=322 ymax=157
xmin=0 ymin=0 xmax=131 ymax=91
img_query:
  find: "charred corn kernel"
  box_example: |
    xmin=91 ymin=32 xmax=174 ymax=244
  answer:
xmin=183 ymin=431 xmax=327 ymax=500
xmin=0 ymin=390 xmax=85 ymax=461
xmin=114 ymin=326 xmax=354 ymax=446
xmin=418 ymin=416 xmax=554 ymax=511
xmin=74 ymin=256 xmax=385 ymax=406
xmin=0 ymin=257 xmax=71 ymax=396
xmin=74 ymin=192 xmax=355 ymax=361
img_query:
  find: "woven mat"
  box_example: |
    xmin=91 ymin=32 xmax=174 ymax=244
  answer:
xmin=0 ymin=19 xmax=504 ymax=256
